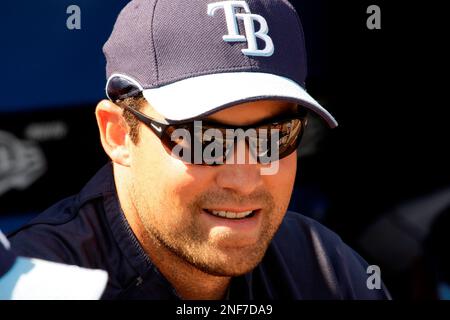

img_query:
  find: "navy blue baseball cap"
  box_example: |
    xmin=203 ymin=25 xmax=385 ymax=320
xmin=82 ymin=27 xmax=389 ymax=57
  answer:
xmin=104 ymin=0 xmax=338 ymax=128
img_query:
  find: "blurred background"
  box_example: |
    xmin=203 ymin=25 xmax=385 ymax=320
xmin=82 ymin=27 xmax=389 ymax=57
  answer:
xmin=0 ymin=0 xmax=448 ymax=299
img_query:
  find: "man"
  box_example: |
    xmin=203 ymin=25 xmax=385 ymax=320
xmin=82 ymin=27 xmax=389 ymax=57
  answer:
xmin=0 ymin=230 xmax=107 ymax=300
xmin=9 ymin=0 xmax=390 ymax=299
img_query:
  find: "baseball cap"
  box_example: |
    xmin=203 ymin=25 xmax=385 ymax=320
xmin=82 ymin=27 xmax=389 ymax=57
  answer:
xmin=0 ymin=230 xmax=108 ymax=300
xmin=104 ymin=0 xmax=338 ymax=128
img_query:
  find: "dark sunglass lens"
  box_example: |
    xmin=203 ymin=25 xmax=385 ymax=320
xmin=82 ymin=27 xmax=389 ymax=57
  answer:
xmin=277 ymin=119 xmax=304 ymax=157
xmin=201 ymin=128 xmax=228 ymax=165
xmin=257 ymin=119 xmax=304 ymax=164
xmin=165 ymin=124 xmax=195 ymax=163
xmin=164 ymin=118 xmax=305 ymax=166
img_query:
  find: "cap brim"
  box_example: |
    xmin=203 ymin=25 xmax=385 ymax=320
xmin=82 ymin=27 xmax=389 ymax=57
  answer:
xmin=142 ymin=72 xmax=338 ymax=128
xmin=0 ymin=257 xmax=108 ymax=300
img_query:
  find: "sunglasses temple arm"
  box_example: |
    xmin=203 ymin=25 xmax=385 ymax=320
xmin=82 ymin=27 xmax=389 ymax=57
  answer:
xmin=124 ymin=106 xmax=168 ymax=138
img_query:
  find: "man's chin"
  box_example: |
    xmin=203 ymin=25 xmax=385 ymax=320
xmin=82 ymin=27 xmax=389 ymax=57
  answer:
xmin=194 ymin=262 xmax=259 ymax=277
xmin=189 ymin=248 xmax=266 ymax=277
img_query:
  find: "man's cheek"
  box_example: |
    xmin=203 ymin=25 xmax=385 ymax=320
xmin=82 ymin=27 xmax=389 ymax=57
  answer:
xmin=269 ymin=156 xmax=296 ymax=184
xmin=165 ymin=165 xmax=213 ymax=195
xmin=267 ymin=160 xmax=296 ymax=202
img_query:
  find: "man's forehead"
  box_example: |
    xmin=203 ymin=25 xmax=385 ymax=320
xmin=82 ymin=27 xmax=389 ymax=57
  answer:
xmin=205 ymin=100 xmax=298 ymax=125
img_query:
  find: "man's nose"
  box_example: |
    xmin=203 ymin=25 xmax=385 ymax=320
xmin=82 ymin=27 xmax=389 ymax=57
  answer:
xmin=214 ymin=139 xmax=263 ymax=195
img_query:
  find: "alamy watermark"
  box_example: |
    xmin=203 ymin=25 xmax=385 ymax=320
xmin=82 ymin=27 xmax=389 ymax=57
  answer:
xmin=366 ymin=265 xmax=382 ymax=290
xmin=66 ymin=5 xmax=81 ymax=30
xmin=367 ymin=5 xmax=381 ymax=30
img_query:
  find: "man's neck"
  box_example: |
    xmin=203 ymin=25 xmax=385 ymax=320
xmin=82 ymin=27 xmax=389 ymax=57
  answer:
xmin=113 ymin=164 xmax=231 ymax=300
xmin=141 ymin=232 xmax=231 ymax=300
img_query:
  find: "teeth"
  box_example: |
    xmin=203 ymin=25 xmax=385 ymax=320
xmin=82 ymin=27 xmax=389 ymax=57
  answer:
xmin=210 ymin=210 xmax=253 ymax=219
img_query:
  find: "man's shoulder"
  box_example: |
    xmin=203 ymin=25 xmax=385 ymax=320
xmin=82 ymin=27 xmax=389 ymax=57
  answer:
xmin=260 ymin=211 xmax=391 ymax=299
xmin=271 ymin=211 xmax=350 ymax=266
xmin=7 ymin=164 xmax=115 ymax=266
xmin=14 ymin=195 xmax=80 ymax=229
xmin=273 ymin=211 xmax=345 ymax=253
xmin=6 ymin=163 xmax=150 ymax=299
xmin=8 ymin=194 xmax=105 ymax=264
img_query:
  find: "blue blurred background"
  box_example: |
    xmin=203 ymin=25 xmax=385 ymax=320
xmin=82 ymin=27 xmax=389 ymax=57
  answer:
xmin=1 ymin=0 xmax=128 ymax=111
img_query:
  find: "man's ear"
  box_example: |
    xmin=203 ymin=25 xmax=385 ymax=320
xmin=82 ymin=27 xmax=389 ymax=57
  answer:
xmin=95 ymin=100 xmax=131 ymax=167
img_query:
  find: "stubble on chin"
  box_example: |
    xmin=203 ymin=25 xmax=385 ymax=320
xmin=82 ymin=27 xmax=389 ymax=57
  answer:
xmin=132 ymin=184 xmax=286 ymax=277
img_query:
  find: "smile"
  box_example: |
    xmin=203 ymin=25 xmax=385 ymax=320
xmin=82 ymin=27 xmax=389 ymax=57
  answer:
xmin=204 ymin=209 xmax=257 ymax=220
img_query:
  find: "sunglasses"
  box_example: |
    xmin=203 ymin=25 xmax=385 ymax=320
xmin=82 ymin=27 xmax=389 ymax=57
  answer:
xmin=106 ymin=75 xmax=308 ymax=165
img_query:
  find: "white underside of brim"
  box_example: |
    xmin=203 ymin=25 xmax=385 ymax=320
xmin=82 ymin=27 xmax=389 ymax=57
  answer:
xmin=0 ymin=257 xmax=108 ymax=300
xmin=143 ymin=72 xmax=338 ymax=128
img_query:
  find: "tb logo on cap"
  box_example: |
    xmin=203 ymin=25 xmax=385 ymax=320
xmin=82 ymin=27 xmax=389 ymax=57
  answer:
xmin=208 ymin=1 xmax=275 ymax=57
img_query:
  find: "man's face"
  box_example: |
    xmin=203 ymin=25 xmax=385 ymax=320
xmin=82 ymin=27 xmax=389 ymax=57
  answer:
xmin=128 ymin=100 xmax=298 ymax=276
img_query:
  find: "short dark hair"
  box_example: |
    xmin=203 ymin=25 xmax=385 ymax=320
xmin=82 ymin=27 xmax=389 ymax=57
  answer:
xmin=115 ymin=93 xmax=146 ymax=144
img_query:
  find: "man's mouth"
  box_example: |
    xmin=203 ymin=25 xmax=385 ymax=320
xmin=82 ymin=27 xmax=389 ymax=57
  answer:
xmin=203 ymin=209 xmax=258 ymax=220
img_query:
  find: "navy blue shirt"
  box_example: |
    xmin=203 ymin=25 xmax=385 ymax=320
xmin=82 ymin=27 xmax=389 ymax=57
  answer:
xmin=0 ymin=231 xmax=16 ymax=278
xmin=8 ymin=163 xmax=390 ymax=299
